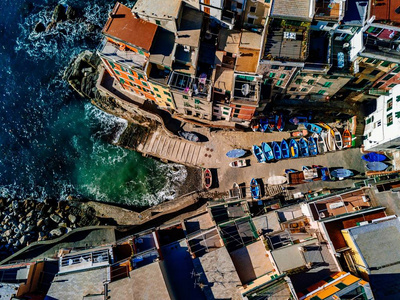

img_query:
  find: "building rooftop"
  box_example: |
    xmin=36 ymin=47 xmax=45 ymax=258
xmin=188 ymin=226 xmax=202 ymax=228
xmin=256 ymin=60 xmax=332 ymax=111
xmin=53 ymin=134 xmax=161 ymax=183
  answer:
xmin=241 ymin=276 xmax=295 ymax=300
xmin=103 ymin=3 xmax=157 ymax=51
xmin=314 ymin=0 xmax=345 ymax=20
xmin=307 ymin=30 xmax=330 ymax=64
xmin=132 ymin=0 xmax=182 ymax=20
xmin=149 ymin=28 xmax=176 ymax=68
xmin=240 ymin=31 xmax=262 ymax=50
xmin=235 ymin=48 xmax=260 ymax=73
xmin=270 ymin=0 xmax=314 ymax=21
xmin=341 ymin=0 xmax=368 ymax=25
xmin=176 ymin=5 xmax=202 ymax=48
xmin=213 ymin=66 xmax=234 ymax=92
xmin=184 ymin=212 xmax=215 ymax=234
xmin=100 ymin=40 xmax=148 ymax=69
xmin=59 ymin=247 xmax=112 ymax=274
xmin=187 ymin=227 xmax=223 ymax=258
xmin=370 ymin=0 xmax=400 ymax=23
xmin=193 ymin=246 xmax=242 ymax=300
xmin=232 ymin=74 xmax=261 ymax=104
xmin=108 ymin=262 xmax=172 ymax=300
xmin=218 ymin=29 xmax=241 ymax=54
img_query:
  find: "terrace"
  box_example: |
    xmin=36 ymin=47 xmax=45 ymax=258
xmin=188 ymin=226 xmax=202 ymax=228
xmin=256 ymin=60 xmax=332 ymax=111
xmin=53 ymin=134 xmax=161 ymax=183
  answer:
xmin=232 ymin=74 xmax=261 ymax=104
xmin=219 ymin=216 xmax=259 ymax=252
xmin=314 ymin=0 xmax=345 ymax=21
xmin=212 ymin=66 xmax=234 ymax=104
xmin=208 ymin=200 xmax=250 ymax=225
xmin=168 ymin=71 xmax=212 ymax=99
xmin=59 ymin=247 xmax=112 ymax=274
xmin=263 ymin=19 xmax=310 ymax=62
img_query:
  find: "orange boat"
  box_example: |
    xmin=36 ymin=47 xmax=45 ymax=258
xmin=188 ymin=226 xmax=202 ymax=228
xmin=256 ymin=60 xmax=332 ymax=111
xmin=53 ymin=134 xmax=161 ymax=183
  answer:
xmin=342 ymin=129 xmax=352 ymax=148
xmin=204 ymin=169 xmax=212 ymax=189
xmin=290 ymin=129 xmax=308 ymax=138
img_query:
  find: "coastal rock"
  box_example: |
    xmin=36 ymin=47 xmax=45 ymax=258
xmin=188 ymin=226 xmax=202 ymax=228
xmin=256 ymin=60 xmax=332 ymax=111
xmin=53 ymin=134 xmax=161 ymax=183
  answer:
xmin=65 ymin=6 xmax=76 ymax=20
xmin=52 ymin=4 xmax=66 ymax=22
xmin=19 ymin=236 xmax=27 ymax=246
xmin=4 ymin=230 xmax=11 ymax=237
xmin=50 ymin=228 xmax=63 ymax=237
xmin=50 ymin=214 xmax=61 ymax=223
xmin=12 ymin=200 xmax=19 ymax=210
xmin=68 ymin=214 xmax=76 ymax=224
xmin=36 ymin=219 xmax=44 ymax=228
xmin=34 ymin=22 xmax=46 ymax=33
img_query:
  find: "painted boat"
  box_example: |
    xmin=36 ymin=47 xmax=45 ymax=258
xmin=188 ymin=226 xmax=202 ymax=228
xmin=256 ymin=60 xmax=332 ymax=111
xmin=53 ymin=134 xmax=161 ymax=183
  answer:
xmin=304 ymin=123 xmax=323 ymax=134
xmin=204 ymin=169 xmax=212 ymax=189
xmin=289 ymin=139 xmax=299 ymax=158
xmin=267 ymin=176 xmax=287 ymax=185
xmin=313 ymin=133 xmax=327 ymax=154
xmin=226 ymin=149 xmax=246 ymax=158
xmin=333 ymin=128 xmax=343 ymax=150
xmin=229 ymin=159 xmax=248 ymax=168
xmin=285 ymin=169 xmax=297 ymax=174
xmin=291 ymin=130 xmax=308 ymax=138
xmin=280 ymin=139 xmax=290 ymax=159
xmin=179 ymin=131 xmax=199 ymax=142
xmin=289 ymin=116 xmax=308 ymax=125
xmin=342 ymin=129 xmax=352 ymax=148
xmin=308 ymin=137 xmax=318 ymax=156
xmin=250 ymin=178 xmax=261 ymax=200
xmin=320 ymin=167 xmax=331 ymax=181
xmin=362 ymin=152 xmax=387 ymax=162
xmin=261 ymin=142 xmax=274 ymax=161
xmin=268 ymin=116 xmax=276 ymax=131
xmin=276 ymin=115 xmax=284 ymax=132
xmin=252 ymin=145 xmax=267 ymax=163
xmin=366 ymin=162 xmax=389 ymax=171
xmin=324 ymin=130 xmax=336 ymax=151
xmin=299 ymin=138 xmax=310 ymax=157
xmin=318 ymin=123 xmax=334 ymax=135
xmin=271 ymin=141 xmax=282 ymax=160
xmin=251 ymin=121 xmax=260 ymax=132
xmin=259 ymin=119 xmax=268 ymax=132
xmin=331 ymin=169 xmax=354 ymax=179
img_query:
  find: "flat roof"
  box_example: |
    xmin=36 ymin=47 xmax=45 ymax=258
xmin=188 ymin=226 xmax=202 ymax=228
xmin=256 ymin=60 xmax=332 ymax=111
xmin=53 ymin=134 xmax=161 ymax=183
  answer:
xmin=240 ymin=31 xmax=262 ymax=50
xmin=236 ymin=48 xmax=260 ymax=73
xmin=101 ymin=41 xmax=147 ymax=69
xmin=271 ymin=0 xmax=314 ymax=21
xmin=103 ymin=2 xmax=157 ymax=51
xmin=149 ymin=28 xmax=176 ymax=67
xmin=218 ymin=29 xmax=241 ymax=54
xmin=342 ymin=0 xmax=368 ymax=25
xmin=214 ymin=66 xmax=234 ymax=91
xmin=176 ymin=5 xmax=202 ymax=48
xmin=132 ymin=0 xmax=181 ymax=19
xmin=371 ymin=0 xmax=400 ymax=23
xmin=108 ymin=262 xmax=172 ymax=299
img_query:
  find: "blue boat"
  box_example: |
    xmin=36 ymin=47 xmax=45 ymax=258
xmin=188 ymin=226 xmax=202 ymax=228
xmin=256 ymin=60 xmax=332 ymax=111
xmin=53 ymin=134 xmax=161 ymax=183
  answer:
xmin=308 ymin=137 xmax=318 ymax=156
xmin=362 ymin=152 xmax=387 ymax=162
xmin=320 ymin=167 xmax=331 ymax=181
xmin=366 ymin=162 xmax=388 ymax=171
xmin=298 ymin=138 xmax=310 ymax=157
xmin=285 ymin=169 xmax=297 ymax=174
xmin=226 ymin=149 xmax=246 ymax=158
xmin=250 ymin=178 xmax=261 ymax=200
xmin=331 ymin=169 xmax=354 ymax=179
xmin=259 ymin=119 xmax=269 ymax=132
xmin=304 ymin=123 xmax=323 ymax=134
xmin=252 ymin=145 xmax=267 ymax=163
xmin=280 ymin=139 xmax=290 ymax=159
xmin=289 ymin=116 xmax=308 ymax=125
xmin=271 ymin=141 xmax=282 ymax=160
xmin=261 ymin=142 xmax=274 ymax=161
xmin=268 ymin=116 xmax=276 ymax=131
xmin=289 ymin=139 xmax=299 ymax=158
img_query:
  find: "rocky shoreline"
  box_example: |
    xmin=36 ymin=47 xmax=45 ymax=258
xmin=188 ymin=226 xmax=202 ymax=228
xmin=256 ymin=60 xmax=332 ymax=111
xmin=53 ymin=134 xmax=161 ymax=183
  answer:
xmin=0 ymin=197 xmax=100 ymax=259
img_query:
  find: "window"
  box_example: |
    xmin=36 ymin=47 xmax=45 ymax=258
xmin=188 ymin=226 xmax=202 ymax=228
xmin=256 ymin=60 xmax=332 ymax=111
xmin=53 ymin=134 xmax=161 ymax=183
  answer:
xmin=381 ymin=61 xmax=391 ymax=67
xmin=389 ymin=83 xmax=397 ymax=88
xmin=374 ymin=82 xmax=384 ymax=89
xmin=183 ymin=95 xmax=188 ymax=99
xmin=326 ymin=22 xmax=336 ymax=27
xmin=317 ymin=90 xmax=326 ymax=95
xmin=250 ymin=6 xmax=256 ymax=13
xmin=153 ymin=87 xmax=159 ymax=92
xmin=142 ymin=81 xmax=148 ymax=87
xmin=313 ymin=74 xmax=319 ymax=78
xmin=167 ymin=98 xmax=172 ymax=102
xmin=163 ymin=91 xmax=170 ymax=96
xmin=235 ymin=108 xmax=240 ymax=114
xmin=300 ymin=73 xmax=306 ymax=77
xmin=329 ymin=76 xmax=339 ymax=79
xmin=120 ymin=66 xmax=126 ymax=72
xmin=247 ymin=17 xmax=255 ymax=24
xmin=108 ymin=61 xmax=115 ymax=68
xmin=237 ymin=3 xmax=242 ymax=9
xmin=128 ymin=75 xmax=134 ymax=81
xmin=284 ymin=66 xmax=292 ymax=70
xmin=184 ymin=102 xmax=191 ymax=107
xmin=290 ymin=87 xmax=296 ymax=91
xmin=369 ymin=70 xmax=380 ymax=76
xmin=383 ymin=74 xmax=395 ymax=81
xmin=114 ymin=70 xmax=121 ymax=75
xmin=269 ymin=72 xmax=276 ymax=78
xmin=280 ymin=74 xmax=286 ymax=79
xmin=396 ymin=112 xmax=400 ymax=119
xmin=295 ymin=79 xmax=302 ymax=84
xmin=307 ymin=80 xmax=315 ymax=85
xmin=119 ymin=78 xmax=125 ymax=85
xmin=276 ymin=80 xmax=283 ymax=86
xmin=387 ymin=113 xmax=393 ymax=126
xmin=157 ymin=94 xmax=161 ymax=98
xmin=387 ymin=98 xmax=393 ymax=111
xmin=323 ymin=82 xmax=333 ymax=88
xmin=301 ymin=88 xmax=308 ymax=92
xmin=223 ymin=111 xmax=229 ymax=115
xmin=195 ymin=99 xmax=200 ymax=104
xmin=156 ymin=20 xmax=161 ymax=25
xmin=393 ymin=67 xmax=400 ymax=73
xmin=366 ymin=58 xmax=377 ymax=64
xmin=271 ymin=65 xmax=279 ymax=69
xmin=128 ymin=69 xmax=134 ymax=75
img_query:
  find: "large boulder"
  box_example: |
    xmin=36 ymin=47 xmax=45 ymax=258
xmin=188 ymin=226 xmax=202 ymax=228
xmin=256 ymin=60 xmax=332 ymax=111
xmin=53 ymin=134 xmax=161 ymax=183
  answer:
xmin=50 ymin=214 xmax=61 ymax=223
xmin=50 ymin=228 xmax=63 ymax=237
xmin=65 ymin=6 xmax=76 ymax=20
xmin=52 ymin=4 xmax=66 ymax=22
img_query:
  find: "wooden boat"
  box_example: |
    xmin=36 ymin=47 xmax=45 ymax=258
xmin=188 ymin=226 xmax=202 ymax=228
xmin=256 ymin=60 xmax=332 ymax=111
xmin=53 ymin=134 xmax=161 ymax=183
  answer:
xmin=229 ymin=159 xmax=247 ymax=168
xmin=331 ymin=169 xmax=353 ymax=179
xmin=259 ymin=119 xmax=268 ymax=132
xmin=261 ymin=142 xmax=274 ymax=161
xmin=267 ymin=176 xmax=287 ymax=185
xmin=204 ymin=169 xmax=212 ymax=189
xmin=362 ymin=152 xmax=387 ymax=162
xmin=280 ymin=139 xmax=290 ymax=159
xmin=308 ymin=137 xmax=318 ymax=156
xmin=289 ymin=116 xmax=308 ymax=125
xmin=323 ymin=130 xmax=336 ymax=151
xmin=289 ymin=139 xmax=299 ymax=158
xmin=250 ymin=178 xmax=261 ymax=200
xmin=226 ymin=149 xmax=246 ymax=158
xmin=271 ymin=141 xmax=282 ymax=160
xmin=318 ymin=123 xmax=334 ymax=135
xmin=179 ymin=131 xmax=199 ymax=142
xmin=333 ymin=128 xmax=343 ymax=150
xmin=320 ymin=167 xmax=331 ymax=181
xmin=251 ymin=121 xmax=260 ymax=132
xmin=304 ymin=123 xmax=323 ymax=134
xmin=299 ymin=138 xmax=310 ymax=157
xmin=276 ymin=115 xmax=284 ymax=132
xmin=291 ymin=129 xmax=308 ymax=138
xmin=342 ymin=129 xmax=352 ymax=148
xmin=366 ymin=162 xmax=389 ymax=171
xmin=313 ymin=133 xmax=327 ymax=154
xmin=268 ymin=116 xmax=276 ymax=131
xmin=252 ymin=145 xmax=267 ymax=163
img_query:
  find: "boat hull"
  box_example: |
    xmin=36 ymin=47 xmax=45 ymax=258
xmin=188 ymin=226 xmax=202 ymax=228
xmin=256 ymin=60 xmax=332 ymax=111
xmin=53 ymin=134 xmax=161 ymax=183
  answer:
xmin=362 ymin=152 xmax=387 ymax=162
xmin=289 ymin=139 xmax=299 ymax=158
xmin=250 ymin=178 xmax=261 ymax=200
xmin=204 ymin=169 xmax=212 ymax=189
xmin=331 ymin=169 xmax=353 ymax=178
xmin=281 ymin=139 xmax=290 ymax=159
xmin=252 ymin=145 xmax=267 ymax=163
xmin=271 ymin=142 xmax=282 ymax=160
xmin=226 ymin=149 xmax=246 ymax=158
xmin=261 ymin=142 xmax=274 ymax=161
xmin=333 ymin=128 xmax=343 ymax=150
xmin=342 ymin=129 xmax=351 ymax=148
xmin=366 ymin=162 xmax=388 ymax=171
xmin=299 ymin=138 xmax=310 ymax=157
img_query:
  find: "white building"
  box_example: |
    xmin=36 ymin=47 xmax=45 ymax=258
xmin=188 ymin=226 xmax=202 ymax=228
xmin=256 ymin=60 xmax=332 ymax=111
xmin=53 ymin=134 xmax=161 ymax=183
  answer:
xmin=363 ymin=84 xmax=400 ymax=151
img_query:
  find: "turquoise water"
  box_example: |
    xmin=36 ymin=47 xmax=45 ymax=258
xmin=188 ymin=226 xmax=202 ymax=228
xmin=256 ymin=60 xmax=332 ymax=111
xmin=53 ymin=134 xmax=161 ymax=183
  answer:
xmin=0 ymin=0 xmax=186 ymax=206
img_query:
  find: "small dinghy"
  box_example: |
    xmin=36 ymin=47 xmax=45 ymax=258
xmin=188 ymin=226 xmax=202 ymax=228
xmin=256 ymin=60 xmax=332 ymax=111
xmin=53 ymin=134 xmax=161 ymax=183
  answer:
xmin=259 ymin=119 xmax=268 ymax=132
xmin=308 ymin=137 xmax=318 ymax=156
xmin=280 ymin=139 xmax=290 ymax=159
xmin=313 ymin=133 xmax=327 ymax=154
xmin=179 ymin=131 xmax=200 ymax=142
xmin=289 ymin=139 xmax=299 ymax=158
xmin=299 ymin=138 xmax=310 ymax=157
xmin=304 ymin=123 xmax=323 ymax=134
xmin=291 ymin=130 xmax=308 ymax=138
xmin=366 ymin=162 xmax=389 ymax=171
xmin=276 ymin=115 xmax=285 ymax=132
xmin=320 ymin=167 xmax=331 ymax=181
xmin=261 ymin=142 xmax=274 ymax=161
xmin=229 ymin=159 xmax=247 ymax=168
xmin=251 ymin=121 xmax=260 ymax=132
xmin=331 ymin=169 xmax=354 ymax=179
xmin=268 ymin=116 xmax=276 ymax=131
xmin=342 ymin=129 xmax=352 ymax=148
xmin=252 ymin=145 xmax=267 ymax=163
xmin=362 ymin=152 xmax=387 ymax=162
xmin=250 ymin=178 xmax=261 ymax=200
xmin=267 ymin=176 xmax=287 ymax=185
xmin=204 ymin=169 xmax=212 ymax=189
xmin=289 ymin=116 xmax=308 ymax=125
xmin=226 ymin=149 xmax=246 ymax=158
xmin=324 ymin=130 xmax=336 ymax=151
xmin=333 ymin=128 xmax=343 ymax=150
xmin=271 ymin=141 xmax=282 ymax=160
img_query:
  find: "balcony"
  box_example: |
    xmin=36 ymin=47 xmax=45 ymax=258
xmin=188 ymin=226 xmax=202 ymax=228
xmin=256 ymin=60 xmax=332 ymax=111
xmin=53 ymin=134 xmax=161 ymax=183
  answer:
xmin=168 ymin=71 xmax=212 ymax=99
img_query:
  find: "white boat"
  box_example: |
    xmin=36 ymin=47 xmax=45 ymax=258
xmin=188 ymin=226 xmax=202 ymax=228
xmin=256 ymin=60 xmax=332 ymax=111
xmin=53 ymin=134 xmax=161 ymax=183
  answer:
xmin=333 ymin=128 xmax=343 ymax=150
xmin=313 ymin=133 xmax=327 ymax=154
xmin=229 ymin=159 xmax=248 ymax=168
xmin=267 ymin=176 xmax=287 ymax=185
xmin=323 ymin=130 xmax=336 ymax=151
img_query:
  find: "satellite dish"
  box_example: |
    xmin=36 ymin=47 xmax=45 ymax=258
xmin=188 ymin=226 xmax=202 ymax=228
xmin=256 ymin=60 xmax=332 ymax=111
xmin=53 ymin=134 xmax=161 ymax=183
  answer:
xmin=343 ymin=43 xmax=350 ymax=48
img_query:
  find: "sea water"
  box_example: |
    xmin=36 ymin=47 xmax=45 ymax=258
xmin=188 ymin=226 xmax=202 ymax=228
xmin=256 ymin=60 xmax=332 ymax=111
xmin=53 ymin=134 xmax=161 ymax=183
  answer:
xmin=0 ymin=0 xmax=187 ymax=206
